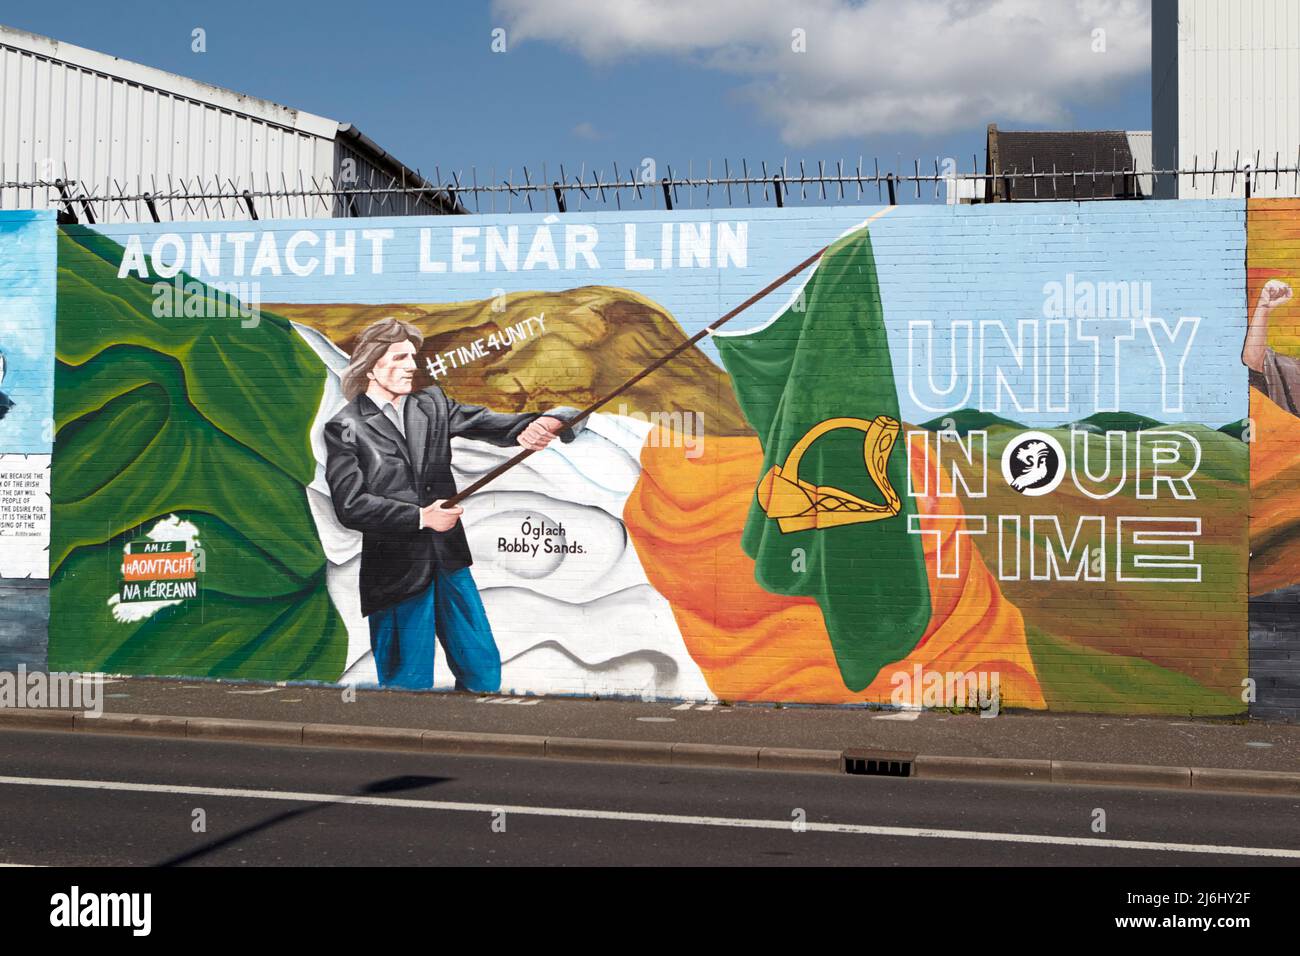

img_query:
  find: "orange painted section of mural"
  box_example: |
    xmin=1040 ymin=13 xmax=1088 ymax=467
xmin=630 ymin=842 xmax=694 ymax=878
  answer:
xmin=1248 ymin=199 xmax=1300 ymax=597
xmin=1244 ymin=198 xmax=1300 ymax=720
xmin=624 ymin=425 xmax=1045 ymax=707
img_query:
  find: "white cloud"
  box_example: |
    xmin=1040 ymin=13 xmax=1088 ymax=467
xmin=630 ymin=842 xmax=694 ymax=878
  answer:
xmin=492 ymin=0 xmax=1150 ymax=144
xmin=572 ymin=121 xmax=604 ymax=140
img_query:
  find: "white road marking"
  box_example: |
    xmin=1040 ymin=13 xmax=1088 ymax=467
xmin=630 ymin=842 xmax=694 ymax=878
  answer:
xmin=671 ymin=703 xmax=694 ymax=711
xmin=0 ymin=774 xmax=1296 ymax=859
xmin=476 ymin=697 xmax=541 ymax=705
xmin=227 ymin=688 xmax=280 ymax=695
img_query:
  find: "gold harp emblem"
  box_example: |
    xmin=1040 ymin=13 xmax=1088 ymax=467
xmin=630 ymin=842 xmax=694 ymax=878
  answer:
xmin=756 ymin=416 xmax=903 ymax=533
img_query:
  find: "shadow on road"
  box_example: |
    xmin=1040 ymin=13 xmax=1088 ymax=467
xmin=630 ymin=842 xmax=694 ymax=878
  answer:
xmin=155 ymin=774 xmax=451 ymax=867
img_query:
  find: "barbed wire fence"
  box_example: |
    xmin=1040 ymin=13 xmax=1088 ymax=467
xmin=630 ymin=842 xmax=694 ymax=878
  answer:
xmin=2 ymin=150 xmax=1298 ymax=223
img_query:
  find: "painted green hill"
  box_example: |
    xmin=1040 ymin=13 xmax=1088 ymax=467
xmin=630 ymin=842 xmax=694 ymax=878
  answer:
xmin=1071 ymin=411 xmax=1164 ymax=432
xmin=51 ymin=227 xmax=346 ymax=681
xmin=1218 ymin=418 xmax=1249 ymax=441
xmin=920 ymin=408 xmax=1025 ymax=434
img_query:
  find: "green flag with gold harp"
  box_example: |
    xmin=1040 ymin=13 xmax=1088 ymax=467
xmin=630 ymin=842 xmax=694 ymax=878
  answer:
xmin=714 ymin=225 xmax=931 ymax=691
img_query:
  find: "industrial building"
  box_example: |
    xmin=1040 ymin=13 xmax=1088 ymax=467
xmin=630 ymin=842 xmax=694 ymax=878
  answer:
xmin=1152 ymin=0 xmax=1300 ymax=199
xmin=0 ymin=24 xmax=459 ymax=223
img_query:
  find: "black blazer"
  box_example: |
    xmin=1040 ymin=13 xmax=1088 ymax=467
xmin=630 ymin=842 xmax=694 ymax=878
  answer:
xmin=324 ymin=387 xmax=573 ymax=617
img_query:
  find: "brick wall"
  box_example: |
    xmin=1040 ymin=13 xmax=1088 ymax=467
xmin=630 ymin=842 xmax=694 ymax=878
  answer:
xmin=2 ymin=199 xmax=1293 ymax=717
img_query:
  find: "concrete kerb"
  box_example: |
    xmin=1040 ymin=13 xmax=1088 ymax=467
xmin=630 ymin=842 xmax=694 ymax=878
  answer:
xmin=2 ymin=709 xmax=1299 ymax=796
xmin=0 ymin=708 xmax=75 ymax=731
xmin=302 ymin=723 xmax=426 ymax=751
xmin=423 ymin=729 xmax=545 ymax=758
xmin=185 ymin=716 xmax=304 ymax=744
xmin=913 ymin=754 xmax=1051 ymax=782
xmin=758 ymin=747 xmax=843 ymax=774
xmin=1190 ymin=766 xmax=1300 ymax=797
xmin=671 ymin=742 xmax=760 ymax=769
xmin=545 ymin=737 xmax=673 ymax=765
xmin=74 ymin=712 xmax=188 ymax=737
xmin=1051 ymin=760 xmax=1191 ymax=789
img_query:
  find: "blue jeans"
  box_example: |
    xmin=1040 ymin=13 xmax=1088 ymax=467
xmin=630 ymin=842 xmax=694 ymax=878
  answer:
xmin=367 ymin=567 xmax=501 ymax=692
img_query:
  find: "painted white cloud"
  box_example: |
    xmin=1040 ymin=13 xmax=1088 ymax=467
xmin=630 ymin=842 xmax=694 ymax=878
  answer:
xmin=294 ymin=322 xmax=714 ymax=701
xmin=491 ymin=0 xmax=1150 ymax=143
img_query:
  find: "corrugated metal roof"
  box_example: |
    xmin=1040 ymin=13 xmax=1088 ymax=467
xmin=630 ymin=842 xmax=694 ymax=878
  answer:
xmin=0 ymin=25 xmax=338 ymax=138
xmin=0 ymin=25 xmax=457 ymax=220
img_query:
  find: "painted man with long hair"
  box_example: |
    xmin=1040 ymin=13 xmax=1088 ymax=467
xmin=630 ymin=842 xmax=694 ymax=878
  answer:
xmin=324 ymin=317 xmax=579 ymax=691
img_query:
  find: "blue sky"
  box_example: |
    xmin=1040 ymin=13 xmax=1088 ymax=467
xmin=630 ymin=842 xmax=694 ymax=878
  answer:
xmin=2 ymin=1 xmax=1154 ymax=209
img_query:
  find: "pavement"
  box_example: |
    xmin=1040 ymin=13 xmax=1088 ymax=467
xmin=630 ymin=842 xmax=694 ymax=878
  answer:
xmin=0 ymin=677 xmax=1297 ymax=796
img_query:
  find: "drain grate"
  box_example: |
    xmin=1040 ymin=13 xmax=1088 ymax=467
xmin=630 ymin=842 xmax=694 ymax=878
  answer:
xmin=843 ymin=752 xmax=914 ymax=777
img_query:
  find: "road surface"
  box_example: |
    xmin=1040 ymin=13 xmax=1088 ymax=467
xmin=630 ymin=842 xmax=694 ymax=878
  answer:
xmin=0 ymin=729 xmax=1296 ymax=866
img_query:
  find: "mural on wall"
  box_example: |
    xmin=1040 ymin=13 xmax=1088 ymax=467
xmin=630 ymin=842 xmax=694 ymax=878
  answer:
xmin=1245 ymin=198 xmax=1300 ymax=718
xmin=43 ymin=201 xmax=1258 ymax=715
xmin=0 ymin=210 xmax=55 ymax=672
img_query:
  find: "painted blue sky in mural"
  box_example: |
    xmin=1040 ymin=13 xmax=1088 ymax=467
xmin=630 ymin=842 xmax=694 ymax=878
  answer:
xmin=92 ymin=199 xmax=1246 ymax=429
xmin=0 ymin=212 xmax=56 ymax=453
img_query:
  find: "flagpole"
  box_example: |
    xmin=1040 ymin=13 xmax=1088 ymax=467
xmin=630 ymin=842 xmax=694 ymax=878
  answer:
xmin=443 ymin=207 xmax=895 ymax=507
